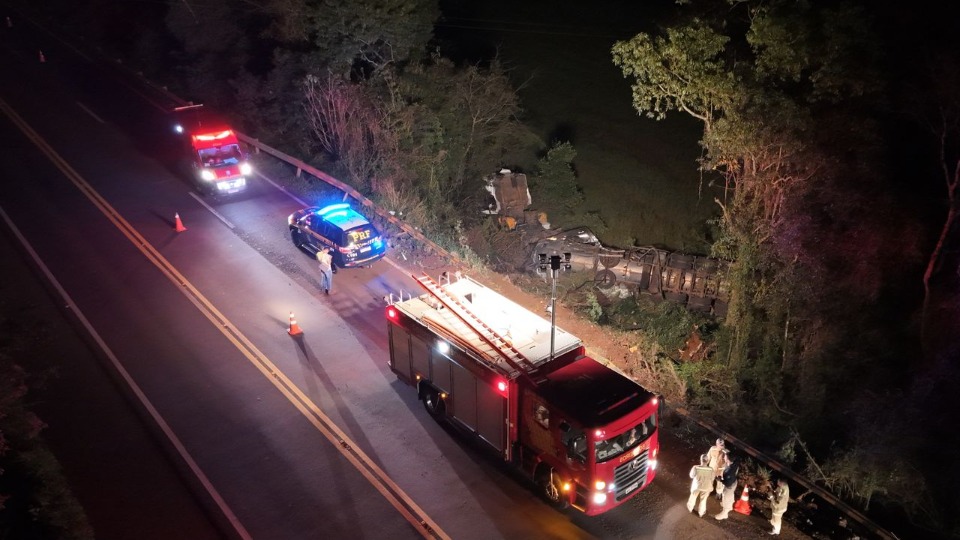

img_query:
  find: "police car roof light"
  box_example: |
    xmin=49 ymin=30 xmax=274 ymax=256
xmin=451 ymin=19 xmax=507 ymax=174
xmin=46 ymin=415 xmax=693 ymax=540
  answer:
xmin=317 ymin=203 xmax=351 ymax=215
xmin=322 ymin=210 xmax=349 ymax=220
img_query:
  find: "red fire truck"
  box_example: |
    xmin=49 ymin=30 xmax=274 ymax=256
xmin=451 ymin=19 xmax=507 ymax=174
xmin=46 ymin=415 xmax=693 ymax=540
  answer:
xmin=171 ymin=104 xmax=252 ymax=194
xmin=386 ymin=272 xmax=660 ymax=515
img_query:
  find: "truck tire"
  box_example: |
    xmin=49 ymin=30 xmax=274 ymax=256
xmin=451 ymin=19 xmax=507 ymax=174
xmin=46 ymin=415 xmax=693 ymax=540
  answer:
xmin=422 ymin=387 xmax=445 ymax=420
xmin=595 ymin=269 xmax=616 ymax=289
xmin=536 ymin=466 xmax=569 ymax=510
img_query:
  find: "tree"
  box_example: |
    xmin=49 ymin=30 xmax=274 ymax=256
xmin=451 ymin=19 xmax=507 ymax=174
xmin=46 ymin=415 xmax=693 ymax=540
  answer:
xmin=379 ymin=56 xmax=536 ymax=216
xmin=304 ymin=72 xmax=392 ymax=192
xmin=913 ymin=57 xmax=960 ymax=345
xmin=611 ymin=0 xmax=897 ymax=431
xmin=531 ymin=142 xmax=581 ymax=225
xmin=306 ymin=0 xmax=440 ymax=75
xmin=164 ymin=0 xmax=251 ymax=106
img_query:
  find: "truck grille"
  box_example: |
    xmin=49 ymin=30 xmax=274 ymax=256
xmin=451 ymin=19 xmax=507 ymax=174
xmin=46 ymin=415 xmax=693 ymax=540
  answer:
xmin=613 ymin=450 xmax=648 ymax=501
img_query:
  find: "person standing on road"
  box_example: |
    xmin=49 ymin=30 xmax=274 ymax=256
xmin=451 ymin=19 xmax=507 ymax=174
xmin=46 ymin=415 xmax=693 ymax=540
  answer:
xmin=768 ymin=476 xmax=790 ymax=535
xmin=316 ymin=247 xmax=334 ymax=295
xmin=714 ymin=451 xmax=739 ymax=520
xmin=687 ymin=454 xmax=715 ymax=518
xmin=706 ymin=438 xmax=726 ymax=499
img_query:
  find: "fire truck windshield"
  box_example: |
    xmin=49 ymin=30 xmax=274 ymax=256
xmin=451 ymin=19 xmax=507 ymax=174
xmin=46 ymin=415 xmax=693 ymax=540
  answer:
xmin=595 ymin=415 xmax=657 ymax=463
xmin=199 ymin=144 xmax=242 ymax=168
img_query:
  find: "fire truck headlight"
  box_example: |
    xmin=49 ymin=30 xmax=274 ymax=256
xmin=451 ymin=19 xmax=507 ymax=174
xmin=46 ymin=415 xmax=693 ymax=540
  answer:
xmin=594 ymin=480 xmax=606 ymax=491
xmin=200 ymin=169 xmax=216 ymax=181
xmin=592 ymin=492 xmax=608 ymax=505
xmin=240 ymin=162 xmax=252 ymax=175
xmin=649 ymin=459 xmax=658 ymax=471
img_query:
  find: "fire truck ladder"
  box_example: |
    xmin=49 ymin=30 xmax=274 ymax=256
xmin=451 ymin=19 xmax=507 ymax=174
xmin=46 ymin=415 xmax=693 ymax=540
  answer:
xmin=414 ymin=274 xmax=538 ymax=379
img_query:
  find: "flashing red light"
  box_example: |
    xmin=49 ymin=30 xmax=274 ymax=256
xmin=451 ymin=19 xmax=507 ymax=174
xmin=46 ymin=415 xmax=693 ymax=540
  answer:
xmin=496 ymin=380 xmax=508 ymax=395
xmin=193 ymin=130 xmax=234 ymax=141
xmin=386 ymin=307 xmax=397 ymax=320
xmin=652 ymin=397 xmax=659 ymax=406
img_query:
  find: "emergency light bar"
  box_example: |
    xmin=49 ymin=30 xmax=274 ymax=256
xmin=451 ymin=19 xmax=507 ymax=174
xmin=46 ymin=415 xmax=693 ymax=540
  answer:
xmin=193 ymin=130 xmax=234 ymax=141
xmin=317 ymin=203 xmax=351 ymax=215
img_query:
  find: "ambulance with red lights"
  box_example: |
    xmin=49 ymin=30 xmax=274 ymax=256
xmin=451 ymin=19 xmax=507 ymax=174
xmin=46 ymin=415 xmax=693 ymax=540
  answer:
xmin=386 ymin=272 xmax=660 ymax=515
xmin=171 ymin=104 xmax=252 ymax=194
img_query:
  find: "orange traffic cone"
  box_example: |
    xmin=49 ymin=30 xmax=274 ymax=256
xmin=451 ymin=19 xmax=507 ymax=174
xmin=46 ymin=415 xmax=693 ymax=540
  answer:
xmin=287 ymin=312 xmax=303 ymax=336
xmin=38 ymin=50 xmax=46 ymax=63
xmin=733 ymin=486 xmax=752 ymax=515
xmin=174 ymin=212 xmax=187 ymax=232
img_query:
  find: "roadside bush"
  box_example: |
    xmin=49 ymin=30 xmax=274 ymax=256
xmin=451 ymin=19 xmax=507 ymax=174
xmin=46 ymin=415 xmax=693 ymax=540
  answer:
xmin=0 ymin=352 xmax=92 ymax=540
xmin=623 ymin=296 xmax=711 ymax=355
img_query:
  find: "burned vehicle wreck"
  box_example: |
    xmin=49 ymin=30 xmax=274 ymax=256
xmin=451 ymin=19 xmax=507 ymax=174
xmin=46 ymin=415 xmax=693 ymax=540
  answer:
xmin=530 ymin=227 xmax=730 ymax=315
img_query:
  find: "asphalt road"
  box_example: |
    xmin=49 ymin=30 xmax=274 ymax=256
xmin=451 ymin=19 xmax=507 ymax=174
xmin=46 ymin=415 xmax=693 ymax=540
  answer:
xmin=0 ymin=13 xmax=813 ymax=540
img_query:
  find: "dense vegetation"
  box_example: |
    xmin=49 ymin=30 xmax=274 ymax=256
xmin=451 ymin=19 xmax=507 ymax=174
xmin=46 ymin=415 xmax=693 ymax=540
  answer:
xmin=7 ymin=0 xmax=959 ymax=537
xmin=611 ymin=1 xmax=959 ymax=534
xmin=0 ymin=318 xmax=93 ymax=538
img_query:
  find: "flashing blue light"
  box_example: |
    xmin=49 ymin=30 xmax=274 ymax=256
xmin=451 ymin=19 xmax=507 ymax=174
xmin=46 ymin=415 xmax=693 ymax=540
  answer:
xmin=317 ymin=203 xmax=351 ymax=215
xmin=323 ymin=210 xmax=349 ymax=220
xmin=373 ymin=237 xmax=383 ymax=248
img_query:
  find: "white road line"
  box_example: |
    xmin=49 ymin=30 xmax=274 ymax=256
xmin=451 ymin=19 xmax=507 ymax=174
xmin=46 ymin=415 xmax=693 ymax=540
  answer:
xmin=75 ymin=102 xmax=105 ymax=124
xmin=189 ymin=191 xmax=235 ymax=229
xmin=0 ymin=206 xmax=253 ymax=540
xmin=1 ymin=96 xmax=448 ymax=540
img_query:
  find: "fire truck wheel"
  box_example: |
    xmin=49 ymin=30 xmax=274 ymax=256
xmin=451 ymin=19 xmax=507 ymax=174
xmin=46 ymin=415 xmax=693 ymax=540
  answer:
xmin=422 ymin=388 xmax=445 ymax=419
xmin=537 ymin=467 xmax=569 ymax=509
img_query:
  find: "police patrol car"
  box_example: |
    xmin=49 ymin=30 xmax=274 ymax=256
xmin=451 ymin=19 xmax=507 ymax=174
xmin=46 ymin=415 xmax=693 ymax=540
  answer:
xmin=288 ymin=203 xmax=386 ymax=268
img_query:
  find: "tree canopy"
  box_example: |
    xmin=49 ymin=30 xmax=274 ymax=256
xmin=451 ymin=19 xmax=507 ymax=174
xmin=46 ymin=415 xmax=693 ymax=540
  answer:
xmin=614 ymin=0 xmax=938 ymax=526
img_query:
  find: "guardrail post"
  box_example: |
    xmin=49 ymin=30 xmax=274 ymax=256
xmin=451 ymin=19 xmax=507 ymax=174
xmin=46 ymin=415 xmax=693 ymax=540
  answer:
xmin=296 ymin=167 xmax=302 ymax=178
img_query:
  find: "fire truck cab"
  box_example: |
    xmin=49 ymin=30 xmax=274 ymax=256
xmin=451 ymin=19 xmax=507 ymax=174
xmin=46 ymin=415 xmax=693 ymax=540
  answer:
xmin=386 ymin=272 xmax=660 ymax=515
xmin=171 ymin=104 xmax=252 ymax=195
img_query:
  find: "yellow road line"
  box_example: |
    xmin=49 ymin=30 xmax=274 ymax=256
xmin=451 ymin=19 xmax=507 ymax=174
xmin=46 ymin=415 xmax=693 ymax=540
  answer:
xmin=0 ymin=97 xmax=449 ymax=540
